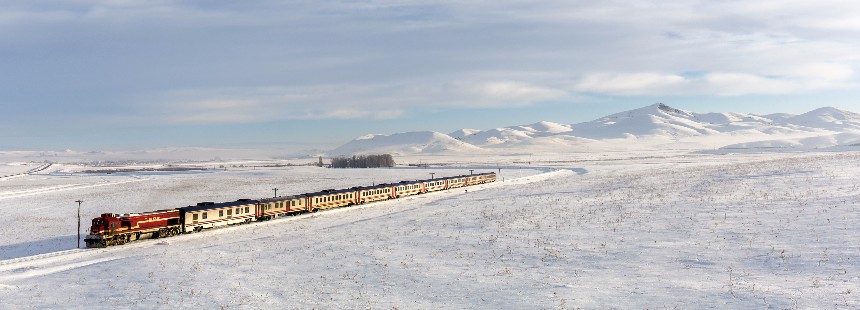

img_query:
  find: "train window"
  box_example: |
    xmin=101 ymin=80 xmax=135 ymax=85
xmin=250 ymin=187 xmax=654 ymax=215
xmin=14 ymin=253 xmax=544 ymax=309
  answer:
xmin=193 ymin=214 xmax=198 ymax=220
xmin=245 ymin=207 xmax=250 ymax=213
xmin=236 ymin=208 xmax=240 ymax=214
xmin=202 ymin=213 xmax=208 ymax=219
xmin=219 ymin=210 xmax=224 ymax=217
xmin=227 ymin=209 xmax=232 ymax=216
xmin=291 ymin=201 xmax=295 ymax=207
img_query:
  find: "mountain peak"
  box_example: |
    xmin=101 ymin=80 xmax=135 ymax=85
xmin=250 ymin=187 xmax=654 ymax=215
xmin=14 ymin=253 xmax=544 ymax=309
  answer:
xmin=656 ymin=103 xmax=683 ymax=114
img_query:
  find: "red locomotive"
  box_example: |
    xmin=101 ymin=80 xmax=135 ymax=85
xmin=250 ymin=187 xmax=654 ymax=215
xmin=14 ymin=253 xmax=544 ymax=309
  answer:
xmin=84 ymin=209 xmax=182 ymax=247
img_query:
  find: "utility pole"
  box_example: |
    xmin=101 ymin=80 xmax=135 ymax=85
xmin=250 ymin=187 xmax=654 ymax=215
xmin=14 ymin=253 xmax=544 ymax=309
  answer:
xmin=469 ymin=169 xmax=474 ymax=175
xmin=272 ymin=188 xmax=278 ymax=198
xmin=430 ymin=173 xmax=435 ymax=179
xmin=75 ymin=200 xmax=83 ymax=249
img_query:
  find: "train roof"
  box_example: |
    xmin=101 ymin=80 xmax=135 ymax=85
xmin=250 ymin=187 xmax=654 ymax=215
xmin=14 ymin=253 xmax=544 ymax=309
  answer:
xmin=303 ymin=187 xmax=357 ymax=197
xmin=117 ymin=209 xmax=179 ymax=218
xmin=259 ymin=194 xmax=306 ymax=203
xmin=179 ymin=199 xmax=260 ymax=212
xmin=395 ymin=180 xmax=423 ymax=185
xmin=351 ymin=183 xmax=395 ymax=191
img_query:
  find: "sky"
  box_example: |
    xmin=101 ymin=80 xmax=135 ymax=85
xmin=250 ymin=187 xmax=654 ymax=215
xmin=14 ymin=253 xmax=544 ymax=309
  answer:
xmin=2 ymin=0 xmax=860 ymax=151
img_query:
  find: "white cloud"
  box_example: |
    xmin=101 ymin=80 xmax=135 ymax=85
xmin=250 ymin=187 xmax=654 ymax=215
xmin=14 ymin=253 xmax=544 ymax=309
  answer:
xmin=149 ymin=78 xmax=569 ymax=124
xmin=478 ymin=81 xmax=564 ymax=102
xmin=574 ymin=73 xmax=687 ymax=95
xmin=702 ymin=73 xmax=793 ymax=96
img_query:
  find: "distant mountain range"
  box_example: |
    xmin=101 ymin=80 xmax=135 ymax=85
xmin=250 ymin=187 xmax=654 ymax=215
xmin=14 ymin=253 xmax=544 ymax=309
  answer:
xmin=329 ymin=103 xmax=860 ymax=155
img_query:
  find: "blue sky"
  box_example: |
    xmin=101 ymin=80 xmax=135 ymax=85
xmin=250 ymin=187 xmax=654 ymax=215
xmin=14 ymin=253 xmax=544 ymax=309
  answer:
xmin=2 ymin=1 xmax=859 ymax=151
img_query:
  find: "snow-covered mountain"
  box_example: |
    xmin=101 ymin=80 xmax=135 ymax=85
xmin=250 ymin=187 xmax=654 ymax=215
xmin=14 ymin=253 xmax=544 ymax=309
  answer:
xmin=330 ymin=103 xmax=860 ymax=154
xmin=454 ymin=121 xmax=569 ymax=146
xmin=570 ymin=103 xmax=719 ymax=139
xmin=329 ymin=131 xmax=484 ymax=156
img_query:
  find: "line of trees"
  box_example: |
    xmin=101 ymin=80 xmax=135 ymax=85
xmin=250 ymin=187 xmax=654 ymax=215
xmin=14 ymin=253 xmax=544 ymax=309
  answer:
xmin=331 ymin=154 xmax=395 ymax=168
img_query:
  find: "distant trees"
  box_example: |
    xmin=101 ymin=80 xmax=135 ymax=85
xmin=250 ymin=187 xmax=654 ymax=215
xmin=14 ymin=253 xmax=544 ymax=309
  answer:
xmin=331 ymin=154 xmax=395 ymax=168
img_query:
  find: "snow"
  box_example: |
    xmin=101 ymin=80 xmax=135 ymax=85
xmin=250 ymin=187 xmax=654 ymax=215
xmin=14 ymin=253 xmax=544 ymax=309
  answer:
xmin=447 ymin=129 xmax=482 ymax=140
xmin=0 ymin=151 xmax=859 ymax=308
xmin=0 ymin=163 xmax=39 ymax=178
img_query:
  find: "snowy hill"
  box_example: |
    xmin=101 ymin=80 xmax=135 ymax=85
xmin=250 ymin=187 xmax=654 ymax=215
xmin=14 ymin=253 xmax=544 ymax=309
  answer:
xmin=330 ymin=104 xmax=860 ymax=154
xmin=785 ymin=107 xmax=860 ymax=130
xmin=329 ymin=131 xmax=484 ymax=155
xmin=570 ymin=103 xmax=719 ymax=139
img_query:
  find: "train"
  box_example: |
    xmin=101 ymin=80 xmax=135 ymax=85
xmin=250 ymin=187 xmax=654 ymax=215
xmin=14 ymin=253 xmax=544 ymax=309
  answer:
xmin=84 ymin=172 xmax=497 ymax=248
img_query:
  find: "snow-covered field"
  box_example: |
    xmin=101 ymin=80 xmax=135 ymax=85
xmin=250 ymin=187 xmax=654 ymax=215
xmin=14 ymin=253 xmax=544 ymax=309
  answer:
xmin=1 ymin=152 xmax=859 ymax=308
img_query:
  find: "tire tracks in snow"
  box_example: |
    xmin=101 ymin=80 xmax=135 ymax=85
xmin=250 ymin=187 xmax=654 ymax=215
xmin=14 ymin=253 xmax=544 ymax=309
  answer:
xmin=0 ymin=178 xmax=148 ymax=201
xmin=0 ymin=249 xmax=124 ymax=283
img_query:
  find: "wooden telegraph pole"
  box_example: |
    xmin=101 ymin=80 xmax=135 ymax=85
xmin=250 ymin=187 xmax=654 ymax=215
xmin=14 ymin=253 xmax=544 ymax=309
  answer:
xmin=75 ymin=200 xmax=83 ymax=249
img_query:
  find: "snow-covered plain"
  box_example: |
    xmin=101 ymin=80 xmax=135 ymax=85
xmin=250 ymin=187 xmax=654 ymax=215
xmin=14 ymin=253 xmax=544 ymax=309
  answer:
xmin=0 ymin=151 xmax=858 ymax=308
